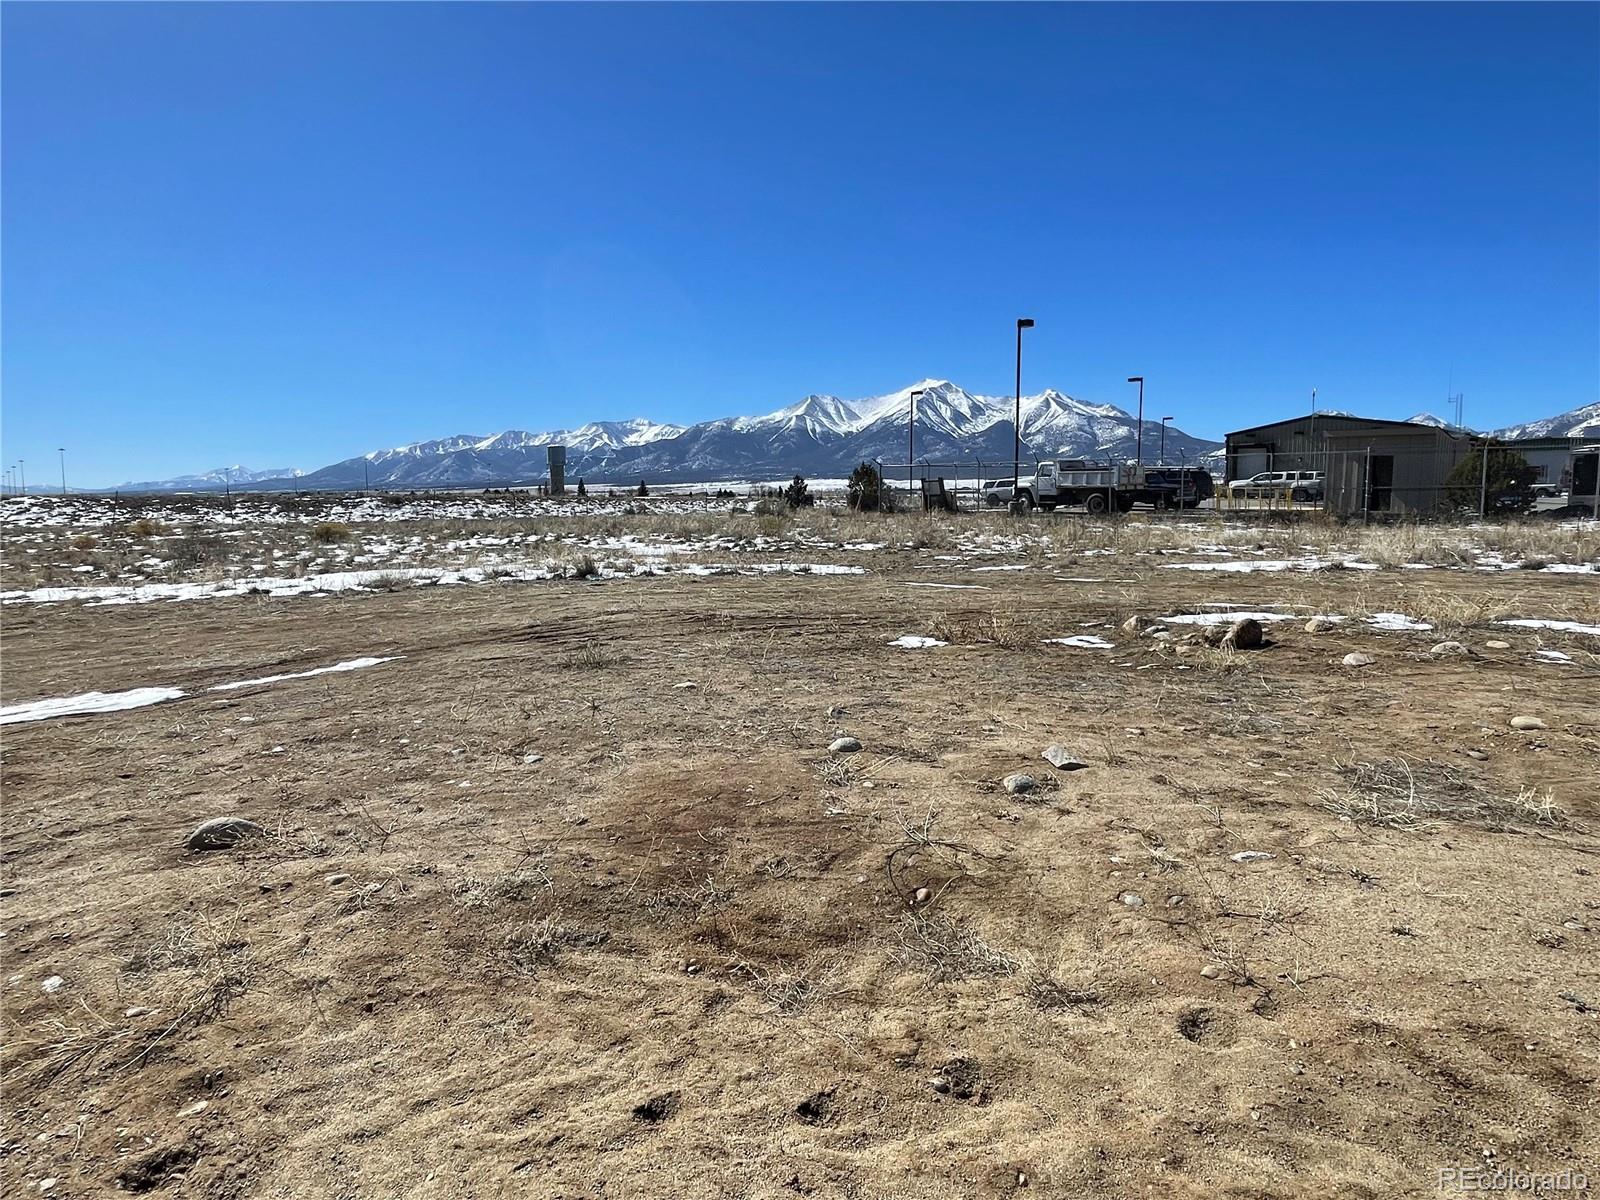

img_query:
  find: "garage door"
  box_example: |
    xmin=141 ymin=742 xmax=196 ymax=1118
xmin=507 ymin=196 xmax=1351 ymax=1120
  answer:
xmin=1234 ymin=449 xmax=1270 ymax=478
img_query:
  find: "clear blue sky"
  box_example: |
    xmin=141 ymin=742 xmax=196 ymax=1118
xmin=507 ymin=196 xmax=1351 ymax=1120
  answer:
xmin=3 ymin=2 xmax=1596 ymax=484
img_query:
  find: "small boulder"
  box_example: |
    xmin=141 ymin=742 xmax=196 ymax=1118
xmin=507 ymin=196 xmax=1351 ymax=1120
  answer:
xmin=1485 ymin=640 xmax=1511 ymax=650
xmin=1003 ymin=773 xmax=1037 ymax=796
xmin=1230 ymin=850 xmax=1275 ymax=864
xmin=184 ymin=816 xmax=266 ymax=852
xmin=828 ymin=736 xmax=862 ymax=754
xmin=1429 ymin=641 xmax=1471 ymax=658
xmin=1120 ymin=892 xmax=1145 ymax=908
xmin=1305 ymin=617 xmax=1338 ymax=633
xmin=1342 ymin=652 xmax=1375 ymax=668
xmin=41 ymin=975 xmax=64 ymax=994
xmin=1041 ymin=745 xmax=1088 ymax=771
xmin=1509 ymin=716 xmax=1547 ymax=731
xmin=1121 ymin=615 xmax=1151 ymax=634
xmin=1221 ymin=617 xmax=1264 ymax=650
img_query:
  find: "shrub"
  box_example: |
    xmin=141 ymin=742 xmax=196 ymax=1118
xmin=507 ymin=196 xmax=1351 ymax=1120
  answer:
xmin=784 ymin=474 xmax=814 ymax=509
xmin=847 ymin=461 xmax=892 ymax=512
xmin=576 ymin=479 xmax=587 ymax=497
xmin=312 ymin=521 xmax=352 ymax=543
xmin=636 ymin=480 xmax=650 ymax=497
xmin=70 ymin=534 xmax=98 ymax=551
xmin=1445 ymin=448 xmax=1535 ymax=513
xmin=126 ymin=518 xmax=169 ymax=538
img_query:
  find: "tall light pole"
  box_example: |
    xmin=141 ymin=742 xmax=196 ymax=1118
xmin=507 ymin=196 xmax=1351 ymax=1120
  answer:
xmin=907 ymin=388 xmax=926 ymax=498
xmin=1160 ymin=417 xmax=1173 ymax=464
xmin=1013 ymin=318 xmax=1034 ymax=502
xmin=58 ymin=448 xmax=67 ymax=496
xmin=1127 ymin=376 xmax=1145 ymax=467
xmin=17 ymin=460 xmax=24 ymax=496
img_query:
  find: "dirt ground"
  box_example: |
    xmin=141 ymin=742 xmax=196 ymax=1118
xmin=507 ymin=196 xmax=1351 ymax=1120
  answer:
xmin=2 ymin=525 xmax=1597 ymax=1198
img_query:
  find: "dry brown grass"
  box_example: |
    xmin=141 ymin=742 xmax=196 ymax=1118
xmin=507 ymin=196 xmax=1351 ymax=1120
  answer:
xmin=1320 ymin=757 xmax=1567 ymax=831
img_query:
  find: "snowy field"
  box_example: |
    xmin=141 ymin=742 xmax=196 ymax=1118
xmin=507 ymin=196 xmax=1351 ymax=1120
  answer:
xmin=3 ymin=493 xmax=1596 ymax=610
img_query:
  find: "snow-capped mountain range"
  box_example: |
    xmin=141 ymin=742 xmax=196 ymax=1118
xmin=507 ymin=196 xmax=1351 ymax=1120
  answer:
xmin=258 ymin=379 xmax=1222 ymax=491
xmin=113 ymin=465 xmax=303 ymax=492
xmin=1489 ymin=401 xmax=1600 ymax=441
xmin=109 ymin=387 xmax=1598 ymax=492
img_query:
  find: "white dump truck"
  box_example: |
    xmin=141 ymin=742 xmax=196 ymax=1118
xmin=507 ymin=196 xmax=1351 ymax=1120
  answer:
xmin=1005 ymin=461 xmax=1213 ymax=513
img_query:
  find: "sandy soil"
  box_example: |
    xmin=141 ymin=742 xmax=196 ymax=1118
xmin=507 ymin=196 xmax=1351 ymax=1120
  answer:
xmin=2 ymin=529 xmax=1597 ymax=1198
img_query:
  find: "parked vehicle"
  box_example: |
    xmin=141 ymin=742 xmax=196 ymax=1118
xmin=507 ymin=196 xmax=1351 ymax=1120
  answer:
xmin=1012 ymin=461 xmax=1213 ymax=513
xmin=981 ymin=478 xmax=1016 ymax=507
xmin=1226 ymin=470 xmax=1324 ymax=502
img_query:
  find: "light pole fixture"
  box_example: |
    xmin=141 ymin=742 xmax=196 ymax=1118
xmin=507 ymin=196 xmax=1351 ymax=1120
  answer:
xmin=1127 ymin=377 xmax=1145 ymax=467
xmin=1160 ymin=416 xmax=1174 ymax=464
xmin=1013 ymin=318 xmax=1034 ymax=503
xmin=907 ymin=388 xmax=926 ymax=497
xmin=58 ymin=448 xmax=67 ymax=496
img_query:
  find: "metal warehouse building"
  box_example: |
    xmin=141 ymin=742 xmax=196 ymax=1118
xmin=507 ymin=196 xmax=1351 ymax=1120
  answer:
xmin=1225 ymin=414 xmax=1475 ymax=515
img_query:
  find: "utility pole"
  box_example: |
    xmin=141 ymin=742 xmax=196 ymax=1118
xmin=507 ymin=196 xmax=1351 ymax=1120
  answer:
xmin=17 ymin=460 xmax=24 ymax=496
xmin=907 ymin=388 xmax=925 ymax=501
xmin=1127 ymin=377 xmax=1145 ymax=468
xmin=58 ymin=448 xmax=67 ymax=496
xmin=1013 ymin=318 xmax=1034 ymax=509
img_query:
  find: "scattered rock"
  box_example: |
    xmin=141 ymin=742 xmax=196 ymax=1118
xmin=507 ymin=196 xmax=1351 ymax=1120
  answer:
xmin=1230 ymin=851 xmax=1275 ymax=864
xmin=1305 ymin=616 xmax=1337 ymax=633
xmin=184 ymin=816 xmax=266 ymax=852
xmin=1199 ymin=964 xmax=1223 ymax=980
xmin=178 ymin=1101 xmax=208 ymax=1118
xmin=1120 ymin=892 xmax=1145 ymax=908
xmin=1041 ymin=745 xmax=1088 ymax=771
xmin=40 ymin=975 xmax=64 ymax=994
xmin=1003 ymin=773 xmax=1036 ymax=796
xmin=1509 ymin=716 xmax=1547 ymax=731
xmin=324 ymin=873 xmax=351 ymax=886
xmin=928 ymin=1075 xmax=950 ymax=1094
xmin=125 ymin=1006 xmax=155 ymax=1018
xmin=521 ymin=753 xmax=543 ymax=764
xmin=1121 ymin=615 xmax=1151 ymax=633
xmin=1465 ymin=749 xmax=1488 ymax=761
xmin=1221 ymin=617 xmax=1264 ymax=650
xmin=1342 ymin=653 xmax=1375 ymax=668
xmin=912 ymin=887 xmax=931 ymax=905
xmin=1429 ymin=641 xmax=1471 ymax=657
xmin=828 ymin=736 xmax=862 ymax=754
xmin=932 ymin=1057 xmax=981 ymax=1100
xmin=1485 ymin=640 xmax=1511 ymax=650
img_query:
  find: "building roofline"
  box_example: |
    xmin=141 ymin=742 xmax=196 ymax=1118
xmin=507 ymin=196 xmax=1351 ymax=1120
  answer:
xmin=1224 ymin=412 xmax=1454 ymax=439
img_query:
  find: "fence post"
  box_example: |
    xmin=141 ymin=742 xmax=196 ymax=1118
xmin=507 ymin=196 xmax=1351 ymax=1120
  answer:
xmin=1478 ymin=438 xmax=1490 ymax=518
xmin=1363 ymin=446 xmax=1372 ymax=524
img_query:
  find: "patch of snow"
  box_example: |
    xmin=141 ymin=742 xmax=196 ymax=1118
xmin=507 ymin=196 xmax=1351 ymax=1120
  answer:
xmin=1045 ymin=635 xmax=1115 ymax=649
xmin=1365 ymin=613 xmax=1433 ymax=632
xmin=1533 ymin=649 xmax=1573 ymax=663
xmin=1162 ymin=559 xmax=1377 ymax=573
xmin=1499 ymin=618 xmax=1600 ymax=636
xmin=0 ymin=687 xmax=186 ymax=725
xmin=207 ymin=656 xmax=400 ymax=692
xmin=888 ymin=635 xmax=948 ymax=650
xmin=1161 ymin=611 xmax=1326 ymax=626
